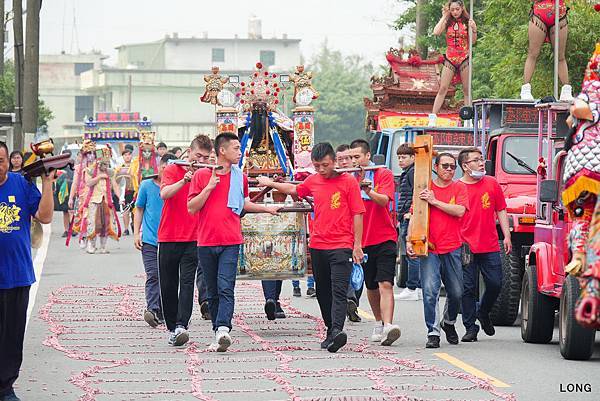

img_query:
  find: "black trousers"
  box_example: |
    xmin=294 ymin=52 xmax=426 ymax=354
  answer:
xmin=310 ymin=248 xmax=353 ymax=333
xmin=158 ymin=242 xmax=198 ymax=332
xmin=0 ymin=286 xmax=30 ymax=397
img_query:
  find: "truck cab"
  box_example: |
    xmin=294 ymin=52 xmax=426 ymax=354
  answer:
xmin=521 ymin=103 xmax=597 ymax=360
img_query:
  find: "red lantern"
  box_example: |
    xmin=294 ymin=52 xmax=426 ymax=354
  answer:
xmin=273 ymin=83 xmax=278 ymax=88
xmin=240 ymin=82 xmax=246 ymax=87
xmin=276 ymin=87 xmax=280 ymax=92
xmin=274 ymin=99 xmax=279 ymax=104
xmin=264 ymin=71 xmax=269 ymax=76
xmin=272 ymin=74 xmax=277 ymax=78
xmin=266 ymin=90 xmax=271 ymax=95
xmin=256 ymin=62 xmax=263 ymax=69
xmin=250 ymin=82 xmax=255 ymax=86
xmin=251 ymin=90 xmax=255 ymax=95
xmin=264 ymin=80 xmax=269 ymax=85
xmin=240 ymin=100 xmax=245 ymax=104
xmin=254 ymin=73 xmax=258 ymax=78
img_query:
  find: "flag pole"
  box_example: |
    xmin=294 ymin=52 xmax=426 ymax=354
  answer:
xmin=553 ymin=0 xmax=560 ymax=99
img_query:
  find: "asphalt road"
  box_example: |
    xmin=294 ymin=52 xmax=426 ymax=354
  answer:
xmin=16 ymin=216 xmax=600 ymax=401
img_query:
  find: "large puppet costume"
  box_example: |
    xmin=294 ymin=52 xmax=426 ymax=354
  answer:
xmin=76 ymin=145 xmax=121 ymax=254
xmin=521 ymin=0 xmax=572 ymax=101
xmin=429 ymin=0 xmax=477 ymax=126
xmin=68 ymin=139 xmax=96 ymax=247
xmin=129 ymin=132 xmax=158 ymax=194
xmin=562 ymin=43 xmax=600 ymax=329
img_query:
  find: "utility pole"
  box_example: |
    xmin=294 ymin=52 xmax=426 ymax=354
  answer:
xmin=415 ymin=0 xmax=429 ymax=59
xmin=0 ymin=0 xmax=5 ymax=76
xmin=23 ymin=0 xmax=42 ymax=140
xmin=13 ymin=0 xmax=24 ymax=151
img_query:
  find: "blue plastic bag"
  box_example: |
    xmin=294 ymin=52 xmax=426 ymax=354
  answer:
xmin=350 ymin=254 xmax=368 ymax=291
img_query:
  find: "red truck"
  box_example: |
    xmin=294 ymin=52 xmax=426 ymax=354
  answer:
xmin=520 ymin=102 xmax=597 ymax=360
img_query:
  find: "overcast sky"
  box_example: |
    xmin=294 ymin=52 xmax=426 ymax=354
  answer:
xmin=31 ymin=0 xmax=411 ymax=67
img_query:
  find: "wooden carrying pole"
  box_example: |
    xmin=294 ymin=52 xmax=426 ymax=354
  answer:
xmin=467 ymin=0 xmax=474 ymax=107
xmin=409 ymin=135 xmax=433 ymax=256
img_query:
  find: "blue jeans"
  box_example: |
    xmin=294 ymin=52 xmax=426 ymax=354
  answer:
xmin=401 ymin=220 xmax=421 ymax=289
xmin=461 ymin=251 xmax=503 ymax=333
xmin=141 ymin=243 xmax=161 ymax=313
xmin=197 ymin=245 xmax=239 ymax=332
xmin=419 ymin=249 xmax=463 ymax=336
xmin=262 ymin=280 xmax=282 ymax=301
xmin=196 ymin=257 xmax=208 ymax=305
xmin=292 ymin=276 xmax=315 ymax=289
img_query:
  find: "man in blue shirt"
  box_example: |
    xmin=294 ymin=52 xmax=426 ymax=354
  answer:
xmin=134 ymin=153 xmax=175 ymax=327
xmin=0 ymin=141 xmax=55 ymax=401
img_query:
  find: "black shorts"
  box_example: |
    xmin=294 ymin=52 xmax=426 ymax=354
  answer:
xmin=363 ymin=240 xmax=397 ymax=290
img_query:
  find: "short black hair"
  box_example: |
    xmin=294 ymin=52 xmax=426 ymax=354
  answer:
xmin=0 ymin=141 xmax=8 ymax=158
xmin=190 ymin=134 xmax=213 ymax=152
xmin=160 ymin=153 xmax=177 ymax=164
xmin=336 ymin=144 xmax=350 ymax=154
xmin=121 ymin=148 xmax=132 ymax=155
xmin=170 ymin=146 xmax=182 ymax=153
xmin=396 ymin=143 xmax=415 ymax=156
xmin=157 ymin=142 xmax=167 ymax=149
xmin=124 ymin=144 xmax=134 ymax=152
xmin=434 ymin=152 xmax=456 ymax=165
xmin=458 ymin=147 xmax=482 ymax=167
xmin=215 ymin=133 xmax=239 ymax=154
xmin=311 ymin=142 xmax=335 ymax=161
xmin=350 ymin=139 xmax=370 ymax=154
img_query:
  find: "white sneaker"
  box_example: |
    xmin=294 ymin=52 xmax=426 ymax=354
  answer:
xmin=560 ymin=84 xmax=574 ymax=102
xmin=167 ymin=331 xmax=176 ymax=346
xmin=381 ymin=324 xmax=401 ymax=346
xmin=215 ymin=327 xmax=231 ymax=352
xmin=427 ymin=113 xmax=437 ymax=126
xmin=397 ymin=288 xmax=419 ymax=301
xmin=520 ymin=83 xmax=534 ymax=100
xmin=79 ymin=238 xmax=87 ymax=250
xmin=173 ymin=326 xmax=189 ymax=346
xmin=86 ymin=240 xmax=96 ymax=254
xmin=98 ymin=248 xmax=109 ymax=254
xmin=371 ymin=324 xmax=383 ymax=342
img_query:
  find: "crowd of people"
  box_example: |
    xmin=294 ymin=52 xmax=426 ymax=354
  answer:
xmin=0 ymin=131 xmax=512 ymax=400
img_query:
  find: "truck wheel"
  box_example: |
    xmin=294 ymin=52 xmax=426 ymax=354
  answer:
xmin=490 ymin=240 xmax=523 ymax=326
xmin=520 ymin=264 xmax=556 ymax=343
xmin=559 ymin=275 xmax=595 ymax=360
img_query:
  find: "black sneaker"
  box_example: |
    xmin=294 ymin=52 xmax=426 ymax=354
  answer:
xmin=327 ymin=329 xmax=348 ymax=353
xmin=320 ymin=332 xmax=333 ymax=349
xmin=275 ymin=302 xmax=286 ymax=319
xmin=306 ymin=287 xmax=316 ymax=298
xmin=293 ymin=287 xmax=301 ymax=297
xmin=200 ymin=301 xmax=211 ymax=320
xmin=123 ymin=229 xmax=130 ymax=236
xmin=143 ymin=309 xmax=159 ymax=327
xmin=346 ymin=299 xmax=361 ymax=322
xmin=425 ymin=335 xmax=440 ymax=348
xmin=264 ymin=299 xmax=276 ymax=320
xmin=441 ymin=323 xmax=459 ymax=345
xmin=61 ymin=231 xmax=68 ymax=238
xmin=478 ymin=313 xmax=495 ymax=336
xmin=461 ymin=331 xmax=478 ymax=342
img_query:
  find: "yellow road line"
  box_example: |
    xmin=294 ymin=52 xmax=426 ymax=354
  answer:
xmin=357 ymin=308 xmax=375 ymax=320
xmin=434 ymin=353 xmax=510 ymax=388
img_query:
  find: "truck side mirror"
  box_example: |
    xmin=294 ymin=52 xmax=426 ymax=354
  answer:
xmin=373 ymin=154 xmax=385 ymax=165
xmin=485 ymin=160 xmax=494 ymax=176
xmin=540 ymin=179 xmax=559 ymax=203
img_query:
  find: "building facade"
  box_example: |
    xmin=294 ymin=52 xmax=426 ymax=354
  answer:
xmin=40 ymin=26 xmax=302 ymax=148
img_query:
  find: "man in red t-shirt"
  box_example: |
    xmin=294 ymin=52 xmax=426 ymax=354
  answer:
xmin=188 ymin=133 xmax=278 ymax=352
xmin=407 ymin=153 xmax=468 ymax=349
xmin=257 ymin=142 xmax=365 ymax=353
xmin=458 ymin=147 xmax=511 ymax=342
xmin=349 ymin=139 xmax=401 ymax=346
xmin=157 ymin=134 xmax=211 ymax=347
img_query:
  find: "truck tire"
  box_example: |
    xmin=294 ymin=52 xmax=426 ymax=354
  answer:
xmin=520 ymin=264 xmax=556 ymax=343
xmin=559 ymin=275 xmax=595 ymax=360
xmin=490 ymin=240 xmax=523 ymax=326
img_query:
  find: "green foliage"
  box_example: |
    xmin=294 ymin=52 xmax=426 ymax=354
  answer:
xmin=307 ymin=43 xmax=373 ymax=146
xmin=0 ymin=60 xmax=53 ymax=128
xmin=394 ymin=0 xmax=600 ymax=99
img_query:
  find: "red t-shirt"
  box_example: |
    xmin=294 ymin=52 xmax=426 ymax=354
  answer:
xmin=157 ymin=164 xmax=198 ymax=243
xmin=359 ymin=168 xmax=398 ymax=247
xmin=188 ymin=168 xmax=249 ymax=246
xmin=297 ymin=173 xmax=365 ymax=250
xmin=429 ymin=180 xmax=469 ymax=254
xmin=460 ymin=176 xmax=507 ymax=253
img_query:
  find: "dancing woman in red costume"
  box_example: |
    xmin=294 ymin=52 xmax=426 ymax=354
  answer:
xmin=429 ymin=1 xmax=477 ymax=126
xmin=520 ymin=0 xmax=572 ymax=101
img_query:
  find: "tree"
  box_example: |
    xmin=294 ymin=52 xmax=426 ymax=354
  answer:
xmin=394 ymin=0 xmax=600 ymax=99
xmin=307 ymin=43 xmax=373 ymax=146
xmin=0 ymin=60 xmax=53 ymax=128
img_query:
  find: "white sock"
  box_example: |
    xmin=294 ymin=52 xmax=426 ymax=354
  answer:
xmin=217 ymin=326 xmax=229 ymax=333
xmin=384 ymin=323 xmax=394 ymax=329
xmin=374 ymin=321 xmax=383 ymax=328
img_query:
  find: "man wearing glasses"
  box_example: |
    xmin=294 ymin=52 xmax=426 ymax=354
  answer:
xmin=457 ymin=147 xmax=511 ymax=343
xmin=406 ymin=153 xmax=468 ymax=348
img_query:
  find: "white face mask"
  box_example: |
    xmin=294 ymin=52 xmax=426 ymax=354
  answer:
xmin=468 ymin=168 xmax=486 ymax=180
